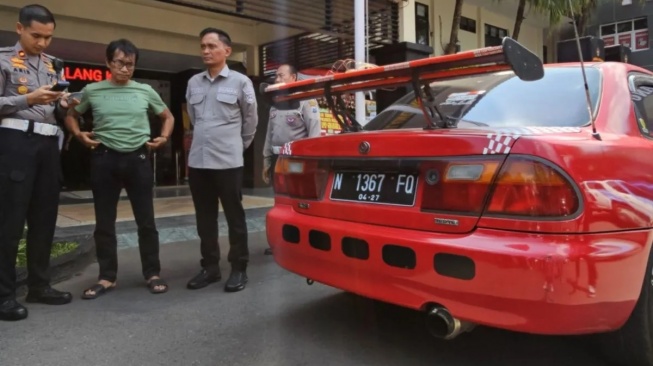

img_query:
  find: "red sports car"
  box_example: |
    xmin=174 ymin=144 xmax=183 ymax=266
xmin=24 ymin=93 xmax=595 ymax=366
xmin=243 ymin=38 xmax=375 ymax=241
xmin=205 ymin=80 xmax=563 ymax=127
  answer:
xmin=264 ymin=38 xmax=653 ymax=365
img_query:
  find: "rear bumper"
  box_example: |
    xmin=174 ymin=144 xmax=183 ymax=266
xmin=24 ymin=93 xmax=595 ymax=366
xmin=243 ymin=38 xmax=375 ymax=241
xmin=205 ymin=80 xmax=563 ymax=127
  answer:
xmin=266 ymin=205 xmax=653 ymax=335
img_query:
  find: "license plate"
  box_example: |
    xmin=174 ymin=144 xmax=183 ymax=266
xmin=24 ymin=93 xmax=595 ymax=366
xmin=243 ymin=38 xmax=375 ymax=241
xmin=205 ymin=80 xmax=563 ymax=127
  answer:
xmin=329 ymin=171 xmax=418 ymax=206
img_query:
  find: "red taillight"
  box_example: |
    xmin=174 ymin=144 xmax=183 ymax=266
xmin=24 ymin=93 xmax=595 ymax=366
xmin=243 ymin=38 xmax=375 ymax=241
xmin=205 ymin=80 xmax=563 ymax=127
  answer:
xmin=273 ymin=158 xmax=288 ymax=195
xmin=486 ymin=157 xmax=579 ymax=217
xmin=273 ymin=157 xmax=328 ymax=200
xmin=420 ymin=159 xmax=502 ymax=214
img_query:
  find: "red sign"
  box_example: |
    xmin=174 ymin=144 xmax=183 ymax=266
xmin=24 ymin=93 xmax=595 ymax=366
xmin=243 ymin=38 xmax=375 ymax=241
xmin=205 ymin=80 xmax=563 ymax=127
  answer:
xmin=618 ymin=33 xmax=632 ymax=48
xmin=635 ymin=30 xmax=649 ymax=51
xmin=602 ymin=35 xmax=616 ymax=47
xmin=64 ymin=66 xmax=112 ymax=82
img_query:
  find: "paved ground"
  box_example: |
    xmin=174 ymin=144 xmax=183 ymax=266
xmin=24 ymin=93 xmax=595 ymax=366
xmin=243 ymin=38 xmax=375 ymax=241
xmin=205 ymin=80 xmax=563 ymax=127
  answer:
xmin=1 ymin=232 xmax=611 ymax=366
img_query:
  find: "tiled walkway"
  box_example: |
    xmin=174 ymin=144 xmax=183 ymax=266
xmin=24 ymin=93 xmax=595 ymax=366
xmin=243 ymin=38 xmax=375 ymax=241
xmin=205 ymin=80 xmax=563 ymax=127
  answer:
xmin=54 ymin=185 xmax=275 ymax=248
xmin=56 ymin=185 xmax=275 ymax=228
xmin=57 ymin=195 xmax=274 ymax=228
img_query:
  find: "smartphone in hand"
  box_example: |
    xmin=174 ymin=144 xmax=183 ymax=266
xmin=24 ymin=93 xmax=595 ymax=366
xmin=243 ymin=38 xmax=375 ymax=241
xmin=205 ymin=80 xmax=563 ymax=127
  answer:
xmin=50 ymin=81 xmax=70 ymax=92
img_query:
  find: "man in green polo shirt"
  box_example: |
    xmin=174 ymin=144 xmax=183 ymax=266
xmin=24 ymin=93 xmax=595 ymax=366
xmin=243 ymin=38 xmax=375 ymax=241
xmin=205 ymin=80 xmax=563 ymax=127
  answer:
xmin=65 ymin=39 xmax=174 ymax=299
xmin=79 ymin=81 xmax=164 ymax=152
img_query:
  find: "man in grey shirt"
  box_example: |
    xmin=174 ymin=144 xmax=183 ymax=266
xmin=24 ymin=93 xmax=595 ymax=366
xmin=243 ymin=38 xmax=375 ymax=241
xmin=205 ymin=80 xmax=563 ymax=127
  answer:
xmin=185 ymin=28 xmax=258 ymax=293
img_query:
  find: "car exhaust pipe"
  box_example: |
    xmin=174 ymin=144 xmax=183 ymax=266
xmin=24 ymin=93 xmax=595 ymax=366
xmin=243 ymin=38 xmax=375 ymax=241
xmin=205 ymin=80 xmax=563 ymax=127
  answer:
xmin=425 ymin=307 xmax=475 ymax=340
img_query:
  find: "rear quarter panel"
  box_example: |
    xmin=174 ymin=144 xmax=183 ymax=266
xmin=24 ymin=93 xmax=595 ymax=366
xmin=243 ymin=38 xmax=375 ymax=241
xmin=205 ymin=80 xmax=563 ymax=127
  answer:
xmin=479 ymin=64 xmax=653 ymax=234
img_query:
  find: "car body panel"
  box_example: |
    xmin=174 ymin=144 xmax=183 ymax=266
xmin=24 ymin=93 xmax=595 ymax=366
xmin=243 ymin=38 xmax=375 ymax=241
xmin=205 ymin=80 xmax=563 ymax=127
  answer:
xmin=267 ymin=205 xmax=652 ymax=334
xmin=266 ymin=62 xmax=653 ymax=335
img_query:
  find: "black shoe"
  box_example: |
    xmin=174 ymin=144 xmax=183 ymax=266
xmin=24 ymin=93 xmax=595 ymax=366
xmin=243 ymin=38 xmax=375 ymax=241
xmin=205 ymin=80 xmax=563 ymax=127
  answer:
xmin=187 ymin=269 xmax=221 ymax=290
xmin=0 ymin=299 xmax=28 ymax=321
xmin=225 ymin=270 xmax=248 ymax=292
xmin=264 ymin=248 xmax=273 ymax=255
xmin=25 ymin=287 xmax=72 ymax=305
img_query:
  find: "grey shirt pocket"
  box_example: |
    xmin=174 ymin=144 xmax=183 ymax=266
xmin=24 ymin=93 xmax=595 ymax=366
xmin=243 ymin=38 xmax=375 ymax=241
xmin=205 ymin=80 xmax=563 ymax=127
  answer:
xmin=189 ymin=93 xmax=206 ymax=119
xmin=215 ymin=92 xmax=239 ymax=121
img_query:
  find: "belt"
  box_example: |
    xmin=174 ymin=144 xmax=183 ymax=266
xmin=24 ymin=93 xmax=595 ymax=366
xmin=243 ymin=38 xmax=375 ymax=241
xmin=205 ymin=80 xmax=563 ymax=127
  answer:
xmin=95 ymin=144 xmax=148 ymax=155
xmin=0 ymin=118 xmax=60 ymax=137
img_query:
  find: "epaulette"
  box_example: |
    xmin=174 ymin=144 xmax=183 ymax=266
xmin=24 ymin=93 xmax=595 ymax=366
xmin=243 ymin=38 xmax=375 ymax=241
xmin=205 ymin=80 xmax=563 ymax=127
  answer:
xmin=0 ymin=46 xmax=14 ymax=53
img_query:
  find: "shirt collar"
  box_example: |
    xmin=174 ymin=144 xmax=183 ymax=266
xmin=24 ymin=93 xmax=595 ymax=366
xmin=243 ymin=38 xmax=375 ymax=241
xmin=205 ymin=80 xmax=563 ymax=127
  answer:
xmin=202 ymin=64 xmax=230 ymax=81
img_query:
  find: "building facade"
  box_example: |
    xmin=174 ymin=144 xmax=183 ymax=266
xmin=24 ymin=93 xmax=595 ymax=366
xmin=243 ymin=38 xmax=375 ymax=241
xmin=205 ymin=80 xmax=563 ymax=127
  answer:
xmin=1 ymin=0 xmax=297 ymax=188
xmin=587 ymin=0 xmax=652 ymax=70
xmin=0 ymin=0 xmax=557 ymax=189
xmin=404 ymin=0 xmax=553 ymax=61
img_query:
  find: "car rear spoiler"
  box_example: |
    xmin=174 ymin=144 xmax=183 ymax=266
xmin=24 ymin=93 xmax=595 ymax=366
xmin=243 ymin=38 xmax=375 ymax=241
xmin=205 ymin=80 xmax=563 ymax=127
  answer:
xmin=262 ymin=37 xmax=544 ymax=132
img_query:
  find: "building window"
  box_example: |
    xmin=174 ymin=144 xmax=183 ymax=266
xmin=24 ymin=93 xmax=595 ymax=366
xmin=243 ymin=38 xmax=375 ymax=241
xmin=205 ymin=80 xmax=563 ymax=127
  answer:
xmin=485 ymin=24 xmax=508 ymax=47
xmin=600 ymin=18 xmax=648 ymax=51
xmin=460 ymin=16 xmax=476 ymax=33
xmin=415 ymin=3 xmax=430 ymax=46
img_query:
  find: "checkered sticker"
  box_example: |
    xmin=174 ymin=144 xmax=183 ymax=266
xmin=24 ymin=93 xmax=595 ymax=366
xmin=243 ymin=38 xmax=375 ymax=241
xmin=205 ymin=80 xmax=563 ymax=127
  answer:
xmin=493 ymin=126 xmax=582 ymax=136
xmin=481 ymin=127 xmax=582 ymax=155
xmin=280 ymin=142 xmax=293 ymax=156
xmin=483 ymin=133 xmax=515 ymax=155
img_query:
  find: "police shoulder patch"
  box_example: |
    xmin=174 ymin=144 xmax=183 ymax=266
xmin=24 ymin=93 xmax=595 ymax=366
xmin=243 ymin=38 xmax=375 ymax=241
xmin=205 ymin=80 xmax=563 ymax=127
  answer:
xmin=245 ymin=92 xmax=255 ymax=104
xmin=244 ymin=84 xmax=256 ymax=104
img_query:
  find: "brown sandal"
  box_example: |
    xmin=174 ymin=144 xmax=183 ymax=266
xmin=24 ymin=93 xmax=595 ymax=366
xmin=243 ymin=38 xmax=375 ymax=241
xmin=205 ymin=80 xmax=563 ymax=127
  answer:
xmin=81 ymin=283 xmax=115 ymax=300
xmin=147 ymin=278 xmax=168 ymax=294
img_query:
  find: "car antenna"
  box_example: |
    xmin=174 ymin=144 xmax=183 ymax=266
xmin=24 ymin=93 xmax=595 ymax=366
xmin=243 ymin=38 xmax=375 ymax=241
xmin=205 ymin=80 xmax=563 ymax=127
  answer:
xmin=567 ymin=0 xmax=601 ymax=141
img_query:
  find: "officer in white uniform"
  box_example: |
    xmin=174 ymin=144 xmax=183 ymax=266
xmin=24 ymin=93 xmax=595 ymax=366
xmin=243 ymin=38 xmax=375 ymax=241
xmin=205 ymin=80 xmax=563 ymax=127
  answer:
xmin=0 ymin=4 xmax=73 ymax=322
xmin=262 ymin=64 xmax=321 ymax=255
xmin=262 ymin=64 xmax=322 ymax=185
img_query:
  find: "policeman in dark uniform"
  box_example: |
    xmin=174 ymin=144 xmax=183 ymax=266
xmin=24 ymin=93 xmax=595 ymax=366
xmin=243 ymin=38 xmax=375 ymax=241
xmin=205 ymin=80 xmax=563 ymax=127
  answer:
xmin=0 ymin=4 xmax=73 ymax=321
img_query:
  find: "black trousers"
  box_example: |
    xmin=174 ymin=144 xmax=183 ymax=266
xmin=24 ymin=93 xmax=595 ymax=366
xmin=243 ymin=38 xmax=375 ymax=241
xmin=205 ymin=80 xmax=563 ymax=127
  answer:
xmin=0 ymin=129 xmax=61 ymax=301
xmin=189 ymin=167 xmax=248 ymax=270
xmin=90 ymin=145 xmax=160 ymax=282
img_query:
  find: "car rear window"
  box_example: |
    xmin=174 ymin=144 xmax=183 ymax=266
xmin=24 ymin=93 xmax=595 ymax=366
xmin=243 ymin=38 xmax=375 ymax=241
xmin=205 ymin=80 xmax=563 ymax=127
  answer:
xmin=364 ymin=67 xmax=602 ymax=131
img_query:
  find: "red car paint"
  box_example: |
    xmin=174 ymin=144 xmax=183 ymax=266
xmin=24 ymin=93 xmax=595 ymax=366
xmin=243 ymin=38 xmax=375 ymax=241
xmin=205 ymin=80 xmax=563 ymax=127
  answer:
xmin=265 ymin=61 xmax=653 ymax=335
